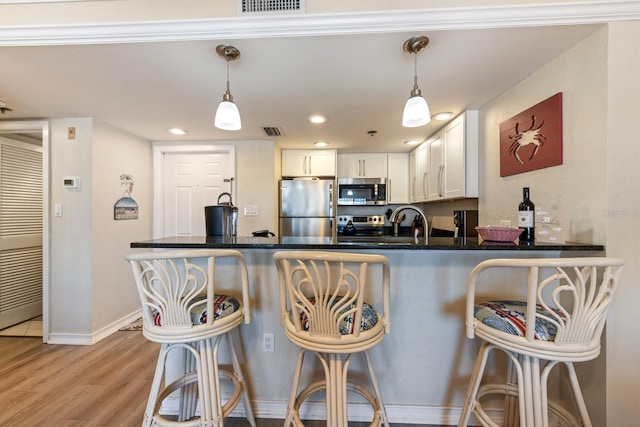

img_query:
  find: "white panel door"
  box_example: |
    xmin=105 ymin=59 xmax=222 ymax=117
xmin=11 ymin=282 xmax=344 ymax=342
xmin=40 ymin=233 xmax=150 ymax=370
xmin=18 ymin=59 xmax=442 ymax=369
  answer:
xmin=163 ymin=152 xmax=232 ymax=237
xmin=0 ymin=137 xmax=43 ymax=330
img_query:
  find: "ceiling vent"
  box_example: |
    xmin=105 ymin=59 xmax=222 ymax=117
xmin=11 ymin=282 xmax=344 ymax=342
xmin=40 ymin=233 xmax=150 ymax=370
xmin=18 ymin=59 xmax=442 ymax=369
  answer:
xmin=263 ymin=126 xmax=284 ymax=137
xmin=239 ymin=0 xmax=305 ymax=14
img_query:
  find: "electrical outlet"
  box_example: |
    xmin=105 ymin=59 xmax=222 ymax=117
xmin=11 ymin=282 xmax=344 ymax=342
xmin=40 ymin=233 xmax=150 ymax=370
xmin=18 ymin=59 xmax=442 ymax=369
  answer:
xmin=263 ymin=332 xmax=275 ymax=352
xmin=500 ymin=220 xmax=512 ymax=228
xmin=68 ymin=127 xmax=76 ymax=139
xmin=244 ymin=205 xmax=259 ymax=216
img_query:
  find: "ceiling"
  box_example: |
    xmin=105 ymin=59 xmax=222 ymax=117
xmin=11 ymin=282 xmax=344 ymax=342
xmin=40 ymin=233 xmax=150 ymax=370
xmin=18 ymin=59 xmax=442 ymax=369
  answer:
xmin=0 ymin=24 xmax=600 ymax=152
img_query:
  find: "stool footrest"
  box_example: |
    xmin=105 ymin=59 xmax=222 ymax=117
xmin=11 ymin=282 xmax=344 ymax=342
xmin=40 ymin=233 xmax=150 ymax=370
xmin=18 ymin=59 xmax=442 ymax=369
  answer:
xmin=474 ymin=382 xmax=583 ymax=427
xmin=151 ymin=368 xmax=245 ymax=427
xmin=290 ymin=380 xmax=383 ymax=427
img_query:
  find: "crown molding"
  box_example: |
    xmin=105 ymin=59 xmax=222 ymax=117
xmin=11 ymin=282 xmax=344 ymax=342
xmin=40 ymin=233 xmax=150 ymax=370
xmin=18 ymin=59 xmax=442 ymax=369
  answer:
xmin=1 ymin=1 xmax=640 ymax=46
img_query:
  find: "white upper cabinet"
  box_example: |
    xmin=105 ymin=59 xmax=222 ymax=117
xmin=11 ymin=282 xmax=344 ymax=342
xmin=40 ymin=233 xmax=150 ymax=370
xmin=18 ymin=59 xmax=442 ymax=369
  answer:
xmin=282 ymin=149 xmax=337 ymax=177
xmin=427 ymin=132 xmax=444 ymax=200
xmin=410 ymin=110 xmax=478 ymax=203
xmin=337 ymin=153 xmax=387 ymax=178
xmin=410 ymin=142 xmax=429 ymax=203
xmin=387 ymin=153 xmax=409 ymax=204
xmin=409 ymin=149 xmax=417 ymax=203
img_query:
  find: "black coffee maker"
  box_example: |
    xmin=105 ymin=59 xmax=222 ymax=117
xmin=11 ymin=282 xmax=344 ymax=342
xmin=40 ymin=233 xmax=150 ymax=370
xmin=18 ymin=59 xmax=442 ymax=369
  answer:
xmin=453 ymin=210 xmax=478 ymax=238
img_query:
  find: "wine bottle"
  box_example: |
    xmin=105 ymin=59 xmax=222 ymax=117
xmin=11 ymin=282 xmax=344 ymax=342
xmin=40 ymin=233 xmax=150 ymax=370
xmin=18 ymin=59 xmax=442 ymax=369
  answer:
xmin=518 ymin=187 xmax=535 ymax=243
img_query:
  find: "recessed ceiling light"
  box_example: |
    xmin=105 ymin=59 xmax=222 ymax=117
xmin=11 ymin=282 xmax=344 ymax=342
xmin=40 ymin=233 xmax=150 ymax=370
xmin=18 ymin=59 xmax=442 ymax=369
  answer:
xmin=308 ymin=115 xmax=328 ymax=124
xmin=404 ymin=140 xmax=421 ymax=146
xmin=314 ymin=141 xmax=329 ymax=147
xmin=432 ymin=112 xmax=454 ymax=121
xmin=169 ymin=128 xmax=188 ymax=135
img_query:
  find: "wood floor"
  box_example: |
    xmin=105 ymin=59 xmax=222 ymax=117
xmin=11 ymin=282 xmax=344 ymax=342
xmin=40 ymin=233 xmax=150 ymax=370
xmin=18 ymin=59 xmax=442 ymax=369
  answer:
xmin=0 ymin=331 xmax=443 ymax=426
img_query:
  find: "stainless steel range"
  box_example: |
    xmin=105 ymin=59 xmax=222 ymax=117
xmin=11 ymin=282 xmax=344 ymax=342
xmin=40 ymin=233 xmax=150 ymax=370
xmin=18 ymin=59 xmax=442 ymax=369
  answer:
xmin=337 ymin=214 xmax=385 ymax=236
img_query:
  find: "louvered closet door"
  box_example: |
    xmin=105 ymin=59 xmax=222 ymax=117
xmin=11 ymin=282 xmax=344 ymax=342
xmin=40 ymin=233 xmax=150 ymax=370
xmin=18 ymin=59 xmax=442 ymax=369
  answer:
xmin=0 ymin=137 xmax=43 ymax=330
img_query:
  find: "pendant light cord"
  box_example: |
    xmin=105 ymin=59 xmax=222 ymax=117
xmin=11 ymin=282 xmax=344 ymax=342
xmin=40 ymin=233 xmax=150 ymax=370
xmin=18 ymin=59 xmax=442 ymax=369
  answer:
xmin=413 ymin=53 xmax=419 ymax=90
xmin=226 ymin=59 xmax=231 ymax=94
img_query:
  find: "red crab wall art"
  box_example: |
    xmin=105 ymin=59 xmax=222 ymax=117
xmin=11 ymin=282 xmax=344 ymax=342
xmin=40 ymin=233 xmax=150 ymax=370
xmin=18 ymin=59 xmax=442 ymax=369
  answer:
xmin=499 ymin=93 xmax=563 ymax=177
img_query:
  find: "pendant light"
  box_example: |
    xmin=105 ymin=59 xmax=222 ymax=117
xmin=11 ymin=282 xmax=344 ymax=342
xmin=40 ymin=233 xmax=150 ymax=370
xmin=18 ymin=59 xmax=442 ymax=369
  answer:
xmin=402 ymin=36 xmax=431 ymax=128
xmin=214 ymin=44 xmax=242 ymax=131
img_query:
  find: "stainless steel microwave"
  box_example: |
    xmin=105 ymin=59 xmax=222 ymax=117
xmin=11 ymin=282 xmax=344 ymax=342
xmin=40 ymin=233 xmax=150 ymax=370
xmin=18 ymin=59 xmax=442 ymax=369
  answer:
xmin=337 ymin=178 xmax=387 ymax=206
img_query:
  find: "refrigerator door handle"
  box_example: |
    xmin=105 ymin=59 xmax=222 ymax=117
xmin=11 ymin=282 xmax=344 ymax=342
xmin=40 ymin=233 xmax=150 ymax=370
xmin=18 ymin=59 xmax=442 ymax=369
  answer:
xmin=328 ymin=183 xmax=333 ymax=217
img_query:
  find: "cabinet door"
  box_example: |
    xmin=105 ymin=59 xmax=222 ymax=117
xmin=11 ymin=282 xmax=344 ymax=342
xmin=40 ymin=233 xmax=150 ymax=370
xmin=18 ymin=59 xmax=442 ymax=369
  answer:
xmin=361 ymin=154 xmax=387 ymax=177
xmin=443 ymin=114 xmax=466 ymax=199
xmin=282 ymin=150 xmax=309 ymax=177
xmin=409 ymin=150 xmax=417 ymax=202
xmin=308 ymin=150 xmax=336 ymax=177
xmin=415 ymin=142 xmax=429 ymax=202
xmin=337 ymin=154 xmax=363 ymax=177
xmin=338 ymin=153 xmax=387 ymax=177
xmin=387 ymin=153 xmax=409 ymax=204
xmin=427 ymin=134 xmax=444 ymax=200
xmin=283 ymin=150 xmax=336 ymax=177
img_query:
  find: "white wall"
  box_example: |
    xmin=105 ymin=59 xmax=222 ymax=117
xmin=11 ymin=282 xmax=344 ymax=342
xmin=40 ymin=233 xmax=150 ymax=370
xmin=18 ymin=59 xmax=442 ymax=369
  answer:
xmin=91 ymin=121 xmax=152 ymax=332
xmin=479 ymin=27 xmax=608 ymax=245
xmin=49 ymin=118 xmax=153 ymax=341
xmin=49 ymin=118 xmax=94 ymax=336
xmin=234 ymin=140 xmax=277 ymax=236
xmin=478 ymin=27 xmax=609 ymax=425
xmin=0 ymin=0 xmax=593 ymax=25
xmin=605 ymin=20 xmax=640 ymax=426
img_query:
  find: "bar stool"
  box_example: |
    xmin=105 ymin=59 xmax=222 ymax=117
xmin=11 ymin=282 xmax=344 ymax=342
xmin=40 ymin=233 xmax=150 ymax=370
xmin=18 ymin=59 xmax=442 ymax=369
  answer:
xmin=458 ymin=257 xmax=624 ymax=427
xmin=274 ymin=251 xmax=391 ymax=427
xmin=126 ymin=249 xmax=256 ymax=427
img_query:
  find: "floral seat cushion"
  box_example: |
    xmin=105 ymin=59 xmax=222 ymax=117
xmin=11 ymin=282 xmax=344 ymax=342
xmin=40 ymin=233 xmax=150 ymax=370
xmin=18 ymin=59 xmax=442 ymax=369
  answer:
xmin=297 ymin=296 xmax=379 ymax=335
xmin=153 ymin=294 xmax=240 ymax=326
xmin=474 ymin=300 xmax=566 ymax=341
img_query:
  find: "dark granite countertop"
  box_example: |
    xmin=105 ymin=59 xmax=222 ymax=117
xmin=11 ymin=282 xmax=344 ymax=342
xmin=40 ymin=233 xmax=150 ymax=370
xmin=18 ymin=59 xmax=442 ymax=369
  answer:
xmin=130 ymin=236 xmax=604 ymax=252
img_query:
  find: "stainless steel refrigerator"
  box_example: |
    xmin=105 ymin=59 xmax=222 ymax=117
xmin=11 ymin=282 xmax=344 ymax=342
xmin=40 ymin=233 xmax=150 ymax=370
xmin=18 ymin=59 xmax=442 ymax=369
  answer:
xmin=279 ymin=178 xmax=335 ymax=237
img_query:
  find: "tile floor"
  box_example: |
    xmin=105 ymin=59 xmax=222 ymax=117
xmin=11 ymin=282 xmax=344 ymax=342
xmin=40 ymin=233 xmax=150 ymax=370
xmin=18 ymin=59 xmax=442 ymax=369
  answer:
xmin=0 ymin=315 xmax=43 ymax=337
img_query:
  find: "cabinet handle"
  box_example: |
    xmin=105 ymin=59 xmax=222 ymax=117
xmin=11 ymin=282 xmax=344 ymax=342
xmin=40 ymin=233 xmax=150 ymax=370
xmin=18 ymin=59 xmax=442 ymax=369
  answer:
xmin=308 ymin=156 xmax=312 ymax=175
xmin=303 ymin=155 xmax=307 ymax=175
xmin=439 ymin=165 xmax=444 ymax=197
xmin=362 ymin=159 xmax=366 ymax=176
xmin=422 ymin=173 xmax=428 ymax=200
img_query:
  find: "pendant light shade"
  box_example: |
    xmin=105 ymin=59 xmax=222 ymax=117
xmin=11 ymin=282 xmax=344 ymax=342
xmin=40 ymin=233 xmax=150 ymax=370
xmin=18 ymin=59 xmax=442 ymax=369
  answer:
xmin=215 ymin=45 xmax=242 ymax=131
xmin=403 ymin=91 xmax=431 ymax=128
xmin=402 ymin=36 xmax=431 ymax=128
xmin=215 ymin=93 xmax=241 ymax=131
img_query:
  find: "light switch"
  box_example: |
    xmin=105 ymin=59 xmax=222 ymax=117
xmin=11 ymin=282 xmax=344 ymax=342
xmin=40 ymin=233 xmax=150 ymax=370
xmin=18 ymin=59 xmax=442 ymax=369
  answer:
xmin=54 ymin=204 xmax=63 ymax=217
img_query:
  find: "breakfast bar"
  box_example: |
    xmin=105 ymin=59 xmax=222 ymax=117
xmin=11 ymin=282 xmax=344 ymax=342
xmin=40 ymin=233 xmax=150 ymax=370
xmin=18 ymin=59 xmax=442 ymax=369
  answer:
xmin=129 ymin=237 xmax=605 ymax=424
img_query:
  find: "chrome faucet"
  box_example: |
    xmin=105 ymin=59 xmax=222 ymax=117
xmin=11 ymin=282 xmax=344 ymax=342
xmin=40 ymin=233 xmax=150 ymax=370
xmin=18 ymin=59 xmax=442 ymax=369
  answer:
xmin=389 ymin=205 xmax=429 ymax=244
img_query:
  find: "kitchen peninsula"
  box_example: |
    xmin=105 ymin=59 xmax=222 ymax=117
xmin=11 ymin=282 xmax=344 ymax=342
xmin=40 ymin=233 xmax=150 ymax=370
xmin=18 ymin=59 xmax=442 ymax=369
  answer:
xmin=129 ymin=236 xmax=604 ymax=424
xmin=131 ymin=235 xmax=603 ymax=251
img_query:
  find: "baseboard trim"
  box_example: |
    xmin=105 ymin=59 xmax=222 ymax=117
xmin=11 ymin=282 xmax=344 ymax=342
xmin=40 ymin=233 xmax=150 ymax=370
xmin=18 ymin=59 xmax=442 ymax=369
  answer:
xmin=47 ymin=309 xmax=141 ymax=345
xmin=160 ymin=397 xmax=497 ymax=425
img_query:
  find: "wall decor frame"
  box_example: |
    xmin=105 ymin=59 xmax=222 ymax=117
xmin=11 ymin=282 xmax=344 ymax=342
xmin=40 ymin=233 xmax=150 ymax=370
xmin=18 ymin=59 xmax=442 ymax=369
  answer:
xmin=499 ymin=92 xmax=563 ymax=177
xmin=114 ymin=174 xmax=138 ymax=220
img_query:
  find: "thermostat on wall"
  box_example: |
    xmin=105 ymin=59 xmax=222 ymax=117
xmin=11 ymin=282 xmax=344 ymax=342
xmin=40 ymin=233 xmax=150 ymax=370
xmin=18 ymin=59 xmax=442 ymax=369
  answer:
xmin=63 ymin=176 xmax=79 ymax=189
